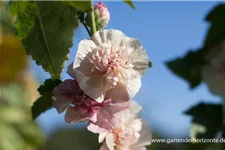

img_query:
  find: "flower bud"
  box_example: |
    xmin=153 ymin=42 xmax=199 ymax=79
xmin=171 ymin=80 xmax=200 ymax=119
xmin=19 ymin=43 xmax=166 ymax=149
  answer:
xmin=94 ymin=2 xmax=110 ymax=29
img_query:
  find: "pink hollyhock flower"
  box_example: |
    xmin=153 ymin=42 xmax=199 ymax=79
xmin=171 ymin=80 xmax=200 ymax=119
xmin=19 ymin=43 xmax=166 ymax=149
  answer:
xmin=98 ymin=101 xmax=152 ymax=150
xmin=94 ymin=2 xmax=110 ymax=29
xmin=52 ymin=79 xmax=130 ymax=133
xmin=68 ymin=29 xmax=149 ymax=103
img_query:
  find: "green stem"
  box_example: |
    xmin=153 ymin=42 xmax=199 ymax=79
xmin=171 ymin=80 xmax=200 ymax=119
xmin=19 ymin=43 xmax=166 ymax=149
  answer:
xmin=91 ymin=5 xmax=97 ymax=35
xmin=82 ymin=22 xmax=91 ymax=37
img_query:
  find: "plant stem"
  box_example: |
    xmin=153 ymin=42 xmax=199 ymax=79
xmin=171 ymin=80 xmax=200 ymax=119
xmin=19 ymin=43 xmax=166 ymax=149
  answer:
xmin=91 ymin=5 xmax=97 ymax=35
xmin=82 ymin=22 xmax=91 ymax=37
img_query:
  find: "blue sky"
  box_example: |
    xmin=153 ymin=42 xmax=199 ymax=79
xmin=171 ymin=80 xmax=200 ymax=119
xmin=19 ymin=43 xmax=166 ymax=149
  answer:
xmin=34 ymin=2 xmax=223 ymax=138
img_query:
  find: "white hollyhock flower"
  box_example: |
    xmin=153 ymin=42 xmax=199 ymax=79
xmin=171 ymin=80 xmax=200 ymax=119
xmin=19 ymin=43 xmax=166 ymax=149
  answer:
xmin=202 ymin=40 xmax=225 ymax=100
xmin=98 ymin=101 xmax=152 ymax=150
xmin=68 ymin=29 xmax=149 ymax=103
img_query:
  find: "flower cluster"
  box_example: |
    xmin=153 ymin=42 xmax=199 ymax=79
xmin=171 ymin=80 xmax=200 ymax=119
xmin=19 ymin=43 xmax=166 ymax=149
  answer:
xmin=53 ymin=3 xmax=151 ymax=150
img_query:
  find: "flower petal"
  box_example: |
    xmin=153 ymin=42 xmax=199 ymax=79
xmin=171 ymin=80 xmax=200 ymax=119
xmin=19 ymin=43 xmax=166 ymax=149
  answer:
xmin=105 ymin=133 xmax=115 ymax=150
xmin=105 ymin=83 xmax=130 ymax=103
xmin=67 ymin=63 xmax=76 ymax=79
xmin=73 ymin=39 xmax=96 ymax=69
xmin=126 ymin=77 xmax=142 ymax=99
xmin=129 ymin=100 xmax=142 ymax=117
xmin=122 ymin=38 xmax=148 ymax=75
xmin=92 ymin=29 xmax=126 ymax=46
xmin=87 ymin=122 xmax=109 ymax=133
xmin=65 ymin=106 xmax=89 ymax=123
xmin=52 ymin=79 xmax=79 ymax=113
xmin=76 ymin=69 xmax=105 ymax=102
xmin=99 ymin=132 xmax=109 ymax=143
xmin=87 ymin=102 xmax=130 ymax=133
xmin=52 ymin=96 xmax=71 ymax=114
xmin=74 ymin=48 xmax=106 ymax=102
xmin=135 ymin=119 xmax=152 ymax=147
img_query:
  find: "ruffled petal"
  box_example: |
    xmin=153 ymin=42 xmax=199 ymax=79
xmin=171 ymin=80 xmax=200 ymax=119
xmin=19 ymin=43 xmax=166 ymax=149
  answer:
xmin=65 ymin=106 xmax=89 ymax=123
xmin=52 ymin=79 xmax=79 ymax=113
xmin=87 ymin=122 xmax=109 ymax=133
xmin=126 ymin=77 xmax=142 ymax=99
xmin=76 ymin=68 xmax=106 ymax=102
xmin=52 ymin=96 xmax=71 ymax=114
xmin=129 ymin=100 xmax=142 ymax=118
xmin=105 ymin=83 xmax=130 ymax=103
xmin=87 ymin=102 xmax=130 ymax=133
xmin=122 ymin=38 xmax=148 ymax=75
xmin=135 ymin=119 xmax=152 ymax=147
xmin=99 ymin=132 xmax=108 ymax=143
xmin=73 ymin=39 xmax=97 ymax=69
xmin=105 ymin=133 xmax=115 ymax=150
xmin=67 ymin=63 xmax=76 ymax=79
xmin=92 ymin=29 xmax=126 ymax=46
xmin=75 ymin=50 xmax=106 ymax=102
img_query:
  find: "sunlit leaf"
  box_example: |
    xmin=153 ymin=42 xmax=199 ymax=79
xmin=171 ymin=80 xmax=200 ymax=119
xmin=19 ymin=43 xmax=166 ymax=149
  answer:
xmin=62 ymin=1 xmax=92 ymax=13
xmin=8 ymin=1 xmax=38 ymax=39
xmin=22 ymin=1 xmax=79 ymax=78
xmin=123 ymin=0 xmax=135 ymax=9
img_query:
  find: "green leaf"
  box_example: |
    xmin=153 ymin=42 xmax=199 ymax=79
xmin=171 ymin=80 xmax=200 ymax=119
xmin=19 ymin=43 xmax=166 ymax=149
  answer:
xmin=123 ymin=0 xmax=135 ymax=10
xmin=7 ymin=1 xmax=38 ymax=39
xmin=31 ymin=78 xmax=61 ymax=120
xmin=203 ymin=4 xmax=225 ymax=53
xmin=166 ymin=49 xmax=206 ymax=89
xmin=22 ymin=1 xmax=79 ymax=78
xmin=185 ymin=102 xmax=223 ymax=139
xmin=205 ymin=4 xmax=225 ymax=24
xmin=62 ymin=1 xmax=92 ymax=13
xmin=148 ymin=61 xmax=152 ymax=68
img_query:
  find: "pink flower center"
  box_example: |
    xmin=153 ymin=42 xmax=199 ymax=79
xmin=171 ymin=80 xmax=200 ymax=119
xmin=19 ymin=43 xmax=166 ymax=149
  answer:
xmin=89 ymin=44 xmax=133 ymax=90
xmin=71 ymin=81 xmax=111 ymax=121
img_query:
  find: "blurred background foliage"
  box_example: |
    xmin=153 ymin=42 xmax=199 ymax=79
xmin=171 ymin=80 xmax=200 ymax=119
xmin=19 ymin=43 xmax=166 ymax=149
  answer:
xmin=0 ymin=2 xmax=43 ymax=150
xmin=1 ymin=1 xmax=225 ymax=150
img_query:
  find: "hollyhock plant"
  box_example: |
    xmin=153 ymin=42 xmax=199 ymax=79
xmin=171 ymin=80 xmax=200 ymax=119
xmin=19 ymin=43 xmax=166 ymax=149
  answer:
xmin=52 ymin=79 xmax=130 ymax=133
xmin=98 ymin=101 xmax=152 ymax=150
xmin=68 ymin=29 xmax=149 ymax=103
xmin=202 ymin=40 xmax=225 ymax=100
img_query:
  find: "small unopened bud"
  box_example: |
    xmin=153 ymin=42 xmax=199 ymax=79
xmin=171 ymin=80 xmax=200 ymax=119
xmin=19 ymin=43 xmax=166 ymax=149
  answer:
xmin=94 ymin=2 xmax=110 ymax=29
